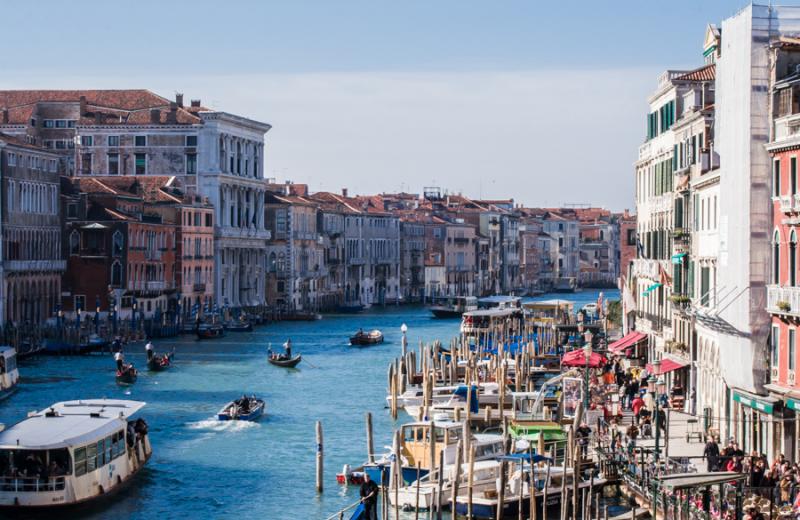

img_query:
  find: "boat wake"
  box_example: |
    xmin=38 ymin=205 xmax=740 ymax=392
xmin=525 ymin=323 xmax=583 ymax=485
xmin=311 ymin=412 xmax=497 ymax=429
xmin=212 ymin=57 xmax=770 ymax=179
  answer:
xmin=186 ymin=418 xmax=261 ymax=432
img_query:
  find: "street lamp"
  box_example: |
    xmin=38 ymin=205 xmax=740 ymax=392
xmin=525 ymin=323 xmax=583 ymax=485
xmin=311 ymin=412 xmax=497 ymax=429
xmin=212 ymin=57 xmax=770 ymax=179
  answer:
xmin=400 ymin=323 xmax=408 ymax=356
xmin=649 ymin=359 xmax=663 ymax=463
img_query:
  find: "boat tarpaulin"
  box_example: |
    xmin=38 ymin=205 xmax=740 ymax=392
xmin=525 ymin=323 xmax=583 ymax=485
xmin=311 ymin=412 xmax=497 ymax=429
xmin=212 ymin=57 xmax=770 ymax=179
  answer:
xmin=498 ymin=453 xmax=553 ymax=463
xmin=608 ymin=331 xmax=647 ymax=355
xmin=646 ymin=357 xmax=688 ymax=374
xmin=348 ymin=503 xmax=366 ymax=520
xmin=561 ymin=349 xmax=607 ymax=368
xmin=453 ymin=385 xmax=480 ymax=414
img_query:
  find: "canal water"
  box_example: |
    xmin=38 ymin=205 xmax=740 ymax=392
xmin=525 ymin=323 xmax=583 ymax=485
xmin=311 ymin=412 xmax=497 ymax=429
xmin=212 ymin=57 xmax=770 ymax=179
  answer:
xmin=1 ymin=290 xmax=617 ymax=520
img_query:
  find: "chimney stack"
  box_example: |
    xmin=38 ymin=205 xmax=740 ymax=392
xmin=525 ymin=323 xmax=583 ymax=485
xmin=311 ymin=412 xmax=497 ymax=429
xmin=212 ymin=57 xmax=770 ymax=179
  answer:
xmin=166 ymin=102 xmax=178 ymax=124
xmin=342 ymin=188 xmax=348 ymax=197
xmin=79 ymin=95 xmax=87 ymax=116
xmin=190 ymin=99 xmax=201 ymax=108
xmin=150 ymin=109 xmax=161 ymax=124
xmin=1 ymin=109 xmax=7 ymax=124
xmin=175 ymin=93 xmax=184 ymax=107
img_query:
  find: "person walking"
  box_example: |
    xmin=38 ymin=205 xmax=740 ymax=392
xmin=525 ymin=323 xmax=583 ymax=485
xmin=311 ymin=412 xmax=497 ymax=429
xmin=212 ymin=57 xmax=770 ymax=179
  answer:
xmin=359 ymin=472 xmax=379 ymax=520
xmin=703 ymin=436 xmax=720 ymax=472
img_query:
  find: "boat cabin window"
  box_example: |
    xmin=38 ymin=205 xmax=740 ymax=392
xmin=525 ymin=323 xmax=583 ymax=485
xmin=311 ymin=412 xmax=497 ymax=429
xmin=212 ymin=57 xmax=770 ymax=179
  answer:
xmin=0 ymin=354 xmax=14 ymax=375
xmin=73 ymin=430 xmax=126 ymax=477
xmin=0 ymin=448 xmax=71 ymax=481
xmin=474 ymin=443 xmax=500 ymax=458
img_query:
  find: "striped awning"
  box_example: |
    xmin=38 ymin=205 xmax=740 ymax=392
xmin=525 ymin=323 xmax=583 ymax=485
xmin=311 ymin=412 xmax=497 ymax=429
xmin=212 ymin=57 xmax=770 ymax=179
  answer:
xmin=608 ymin=331 xmax=647 ymax=355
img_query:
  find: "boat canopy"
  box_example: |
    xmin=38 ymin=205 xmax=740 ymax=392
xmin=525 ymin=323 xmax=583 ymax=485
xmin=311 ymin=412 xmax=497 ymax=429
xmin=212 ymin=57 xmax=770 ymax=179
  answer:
xmin=452 ymin=385 xmax=480 ymax=414
xmin=498 ymin=453 xmax=553 ymax=463
xmin=0 ymin=399 xmax=146 ymax=450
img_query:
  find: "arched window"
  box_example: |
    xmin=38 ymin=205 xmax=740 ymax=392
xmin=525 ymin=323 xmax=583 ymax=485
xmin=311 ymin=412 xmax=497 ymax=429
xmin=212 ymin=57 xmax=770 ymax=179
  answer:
xmin=774 ymin=229 xmax=781 ymax=285
xmin=111 ymin=261 xmax=122 ymax=287
xmin=792 ymin=230 xmax=798 ymax=287
xmin=112 ymin=231 xmax=124 ymax=257
xmin=269 ymin=252 xmax=277 ymax=272
xmin=69 ymin=230 xmax=80 ymax=255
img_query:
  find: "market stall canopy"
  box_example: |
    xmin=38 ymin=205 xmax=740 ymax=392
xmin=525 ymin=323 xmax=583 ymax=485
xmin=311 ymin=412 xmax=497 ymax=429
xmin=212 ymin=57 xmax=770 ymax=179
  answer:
xmin=608 ymin=331 xmax=647 ymax=355
xmin=561 ymin=349 xmax=607 ymax=368
xmin=646 ymin=357 xmax=688 ymax=374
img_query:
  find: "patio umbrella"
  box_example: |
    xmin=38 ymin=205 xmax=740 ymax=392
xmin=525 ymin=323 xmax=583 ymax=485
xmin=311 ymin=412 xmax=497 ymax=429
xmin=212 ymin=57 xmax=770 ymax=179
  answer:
xmin=561 ymin=349 xmax=607 ymax=368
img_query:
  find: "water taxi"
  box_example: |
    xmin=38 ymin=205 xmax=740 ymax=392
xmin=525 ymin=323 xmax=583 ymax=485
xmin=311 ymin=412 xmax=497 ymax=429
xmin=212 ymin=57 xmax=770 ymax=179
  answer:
xmin=0 ymin=347 xmax=19 ymax=401
xmin=429 ymin=296 xmax=478 ymax=319
xmin=350 ymin=330 xmax=384 ymax=346
xmin=217 ymin=396 xmax=265 ymax=422
xmin=0 ymin=399 xmax=151 ymax=510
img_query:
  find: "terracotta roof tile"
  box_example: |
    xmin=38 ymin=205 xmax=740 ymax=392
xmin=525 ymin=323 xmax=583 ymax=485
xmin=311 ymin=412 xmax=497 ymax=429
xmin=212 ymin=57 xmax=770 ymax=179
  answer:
xmin=674 ymin=64 xmax=715 ymax=82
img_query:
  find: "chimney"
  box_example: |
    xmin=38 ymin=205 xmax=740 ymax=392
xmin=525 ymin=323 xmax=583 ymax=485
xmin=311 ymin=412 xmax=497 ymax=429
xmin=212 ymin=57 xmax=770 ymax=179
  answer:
xmin=1 ymin=109 xmax=7 ymax=124
xmin=175 ymin=93 xmax=184 ymax=107
xmin=190 ymin=99 xmax=201 ymax=108
xmin=79 ymin=95 xmax=87 ymax=116
xmin=166 ymin=102 xmax=177 ymax=124
xmin=150 ymin=109 xmax=161 ymax=124
xmin=342 ymin=188 xmax=348 ymax=197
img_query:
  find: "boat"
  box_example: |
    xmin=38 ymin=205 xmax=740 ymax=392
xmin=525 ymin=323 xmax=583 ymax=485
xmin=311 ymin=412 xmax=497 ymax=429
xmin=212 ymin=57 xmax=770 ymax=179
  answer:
xmin=362 ymin=418 xmax=503 ymax=487
xmin=401 ymin=383 xmax=502 ymax=419
xmin=429 ymin=296 xmax=478 ymax=319
xmin=553 ymin=277 xmax=577 ymax=293
xmin=16 ymin=340 xmax=44 ymax=359
xmin=350 ymin=330 xmax=384 ymax=346
xmin=116 ymin=364 xmax=138 ymax=385
xmin=477 ymin=295 xmax=523 ymax=310
xmin=391 ymin=460 xmax=501 ymax=510
xmin=0 ymin=347 xmax=19 ymax=401
xmin=283 ymin=311 xmax=322 ymax=321
xmin=196 ymin=323 xmax=225 ymax=339
xmin=268 ymin=354 xmax=302 ymax=368
xmin=217 ymin=396 xmax=265 ymax=421
xmin=146 ymin=352 xmax=173 ymax=371
xmin=0 ymin=399 xmax=151 ymax=511
xmin=224 ymin=320 xmax=253 ymax=332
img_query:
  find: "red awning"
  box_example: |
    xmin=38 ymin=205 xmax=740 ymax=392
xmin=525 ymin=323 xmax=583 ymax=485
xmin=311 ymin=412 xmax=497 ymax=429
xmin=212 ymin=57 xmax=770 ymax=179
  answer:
xmin=608 ymin=331 xmax=647 ymax=355
xmin=561 ymin=349 xmax=607 ymax=368
xmin=646 ymin=358 xmax=689 ymax=374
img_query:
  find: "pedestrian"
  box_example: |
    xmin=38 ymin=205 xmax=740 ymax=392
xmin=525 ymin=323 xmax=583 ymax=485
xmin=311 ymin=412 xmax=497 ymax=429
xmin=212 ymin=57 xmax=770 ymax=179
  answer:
xmin=631 ymin=393 xmax=645 ymax=424
xmin=576 ymin=422 xmax=592 ymax=457
xmin=703 ymin=436 xmax=720 ymax=472
xmin=359 ymin=472 xmax=379 ymax=520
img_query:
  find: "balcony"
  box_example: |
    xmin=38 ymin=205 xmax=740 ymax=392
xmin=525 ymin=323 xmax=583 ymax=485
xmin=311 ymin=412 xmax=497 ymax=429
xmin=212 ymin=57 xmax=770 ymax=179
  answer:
xmin=779 ymin=194 xmax=800 ymax=215
xmin=4 ymin=260 xmax=66 ymax=272
xmin=145 ymin=249 xmax=162 ymax=260
xmin=193 ymin=283 xmax=206 ymax=292
xmin=130 ymin=281 xmax=168 ymax=291
xmin=773 ymin=112 xmax=800 ymax=144
xmin=767 ymin=285 xmax=800 ymax=317
xmin=453 ymin=237 xmax=470 ymax=244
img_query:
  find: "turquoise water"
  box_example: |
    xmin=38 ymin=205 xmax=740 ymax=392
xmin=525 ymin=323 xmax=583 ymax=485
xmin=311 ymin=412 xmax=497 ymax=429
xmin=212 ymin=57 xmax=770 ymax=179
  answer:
xmin=1 ymin=290 xmax=616 ymax=520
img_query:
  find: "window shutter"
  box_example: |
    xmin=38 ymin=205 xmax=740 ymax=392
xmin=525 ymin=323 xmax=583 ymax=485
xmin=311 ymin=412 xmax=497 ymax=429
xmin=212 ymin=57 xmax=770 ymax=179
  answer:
xmin=687 ymin=261 xmax=694 ymax=298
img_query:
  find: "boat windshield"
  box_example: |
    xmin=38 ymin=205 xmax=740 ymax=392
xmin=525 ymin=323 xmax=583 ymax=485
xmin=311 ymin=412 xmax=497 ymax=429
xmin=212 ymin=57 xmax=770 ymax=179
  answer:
xmin=0 ymin=354 xmax=15 ymax=375
xmin=0 ymin=448 xmax=71 ymax=492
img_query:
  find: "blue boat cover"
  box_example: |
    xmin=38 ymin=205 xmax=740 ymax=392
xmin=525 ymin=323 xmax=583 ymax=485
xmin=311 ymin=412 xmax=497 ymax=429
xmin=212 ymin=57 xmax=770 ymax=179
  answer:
xmin=349 ymin=503 xmax=366 ymax=520
xmin=452 ymin=385 xmax=480 ymax=414
xmin=498 ymin=453 xmax=553 ymax=463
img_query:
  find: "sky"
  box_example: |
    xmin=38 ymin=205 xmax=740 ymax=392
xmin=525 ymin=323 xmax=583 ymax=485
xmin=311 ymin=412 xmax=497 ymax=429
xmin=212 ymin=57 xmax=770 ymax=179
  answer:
xmin=0 ymin=1 xmax=764 ymax=211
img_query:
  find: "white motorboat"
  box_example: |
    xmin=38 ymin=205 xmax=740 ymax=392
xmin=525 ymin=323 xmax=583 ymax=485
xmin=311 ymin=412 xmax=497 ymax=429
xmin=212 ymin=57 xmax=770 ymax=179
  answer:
xmin=403 ymin=383 xmax=502 ymax=420
xmin=0 ymin=347 xmax=19 ymax=401
xmin=391 ymin=459 xmax=500 ymax=510
xmin=0 ymin=399 xmax=151 ymax=510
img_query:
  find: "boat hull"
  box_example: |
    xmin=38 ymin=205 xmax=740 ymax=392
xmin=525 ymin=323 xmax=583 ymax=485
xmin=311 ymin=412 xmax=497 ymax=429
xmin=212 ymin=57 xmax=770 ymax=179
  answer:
xmin=362 ymin=463 xmax=428 ymax=487
xmin=217 ymin=400 xmax=265 ymax=421
xmin=268 ymin=355 xmax=302 ymax=368
xmin=430 ymin=308 xmax=463 ymax=319
xmin=147 ymin=354 xmax=172 ymax=371
xmin=196 ymin=327 xmax=225 ymax=339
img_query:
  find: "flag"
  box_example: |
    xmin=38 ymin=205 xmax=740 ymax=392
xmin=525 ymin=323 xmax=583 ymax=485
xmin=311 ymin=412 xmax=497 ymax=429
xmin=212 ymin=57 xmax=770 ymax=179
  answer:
xmin=659 ymin=262 xmax=673 ymax=285
xmin=636 ymin=235 xmax=646 ymax=258
xmin=621 ymin=276 xmax=636 ymax=315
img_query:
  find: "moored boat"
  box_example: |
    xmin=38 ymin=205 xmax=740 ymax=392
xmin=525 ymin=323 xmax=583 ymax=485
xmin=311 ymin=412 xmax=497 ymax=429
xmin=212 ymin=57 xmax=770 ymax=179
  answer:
xmin=429 ymin=296 xmax=478 ymax=319
xmin=337 ymin=303 xmax=365 ymax=313
xmin=146 ymin=352 xmax=173 ymax=371
xmin=224 ymin=320 xmax=253 ymax=332
xmin=268 ymin=354 xmax=302 ymax=368
xmin=116 ymin=364 xmax=138 ymax=385
xmin=0 ymin=399 xmax=152 ymax=511
xmin=0 ymin=347 xmax=19 ymax=401
xmin=217 ymin=396 xmax=265 ymax=421
xmin=350 ymin=330 xmax=384 ymax=346
xmin=196 ymin=323 xmax=225 ymax=339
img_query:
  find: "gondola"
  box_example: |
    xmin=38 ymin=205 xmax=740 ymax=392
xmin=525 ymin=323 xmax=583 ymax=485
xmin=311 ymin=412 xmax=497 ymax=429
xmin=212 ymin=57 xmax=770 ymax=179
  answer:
xmin=268 ymin=354 xmax=302 ymax=368
xmin=147 ymin=352 xmax=173 ymax=371
xmin=224 ymin=320 xmax=253 ymax=332
xmin=116 ymin=364 xmax=138 ymax=385
xmin=217 ymin=396 xmax=265 ymax=421
xmin=196 ymin=323 xmax=225 ymax=339
xmin=350 ymin=330 xmax=384 ymax=346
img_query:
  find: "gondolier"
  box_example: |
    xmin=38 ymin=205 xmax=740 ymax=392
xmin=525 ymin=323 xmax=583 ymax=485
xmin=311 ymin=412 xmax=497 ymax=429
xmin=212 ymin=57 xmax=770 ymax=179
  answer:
xmin=359 ymin=472 xmax=379 ymax=520
xmin=284 ymin=339 xmax=292 ymax=358
xmin=114 ymin=351 xmax=124 ymax=371
xmin=145 ymin=341 xmax=154 ymax=360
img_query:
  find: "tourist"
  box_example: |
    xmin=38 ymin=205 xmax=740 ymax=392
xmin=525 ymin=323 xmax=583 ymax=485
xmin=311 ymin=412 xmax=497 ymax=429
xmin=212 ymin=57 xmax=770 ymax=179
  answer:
xmin=703 ymin=436 xmax=720 ymax=472
xmin=360 ymin=473 xmax=379 ymax=520
xmin=631 ymin=393 xmax=645 ymax=424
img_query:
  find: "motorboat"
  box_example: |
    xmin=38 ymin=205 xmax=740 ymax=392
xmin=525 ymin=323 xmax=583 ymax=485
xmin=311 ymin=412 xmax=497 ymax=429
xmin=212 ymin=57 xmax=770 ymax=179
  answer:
xmin=268 ymin=354 xmax=302 ymax=368
xmin=391 ymin=460 xmax=501 ymax=511
xmin=196 ymin=323 xmax=225 ymax=339
xmin=401 ymin=383 xmax=502 ymax=420
xmin=350 ymin=330 xmax=384 ymax=346
xmin=0 ymin=347 xmax=19 ymax=401
xmin=0 ymin=399 xmax=151 ymax=510
xmin=429 ymin=296 xmax=478 ymax=319
xmin=217 ymin=396 xmax=265 ymax=421
xmin=115 ymin=364 xmax=138 ymax=385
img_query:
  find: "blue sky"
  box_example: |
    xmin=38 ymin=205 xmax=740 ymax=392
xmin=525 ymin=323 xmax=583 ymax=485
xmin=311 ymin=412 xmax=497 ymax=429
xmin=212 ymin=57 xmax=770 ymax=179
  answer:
xmin=0 ymin=1 xmax=762 ymax=210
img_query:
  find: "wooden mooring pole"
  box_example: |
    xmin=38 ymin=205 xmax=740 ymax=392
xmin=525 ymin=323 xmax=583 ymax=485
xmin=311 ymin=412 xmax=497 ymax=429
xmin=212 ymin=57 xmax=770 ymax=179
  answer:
xmin=316 ymin=421 xmax=324 ymax=493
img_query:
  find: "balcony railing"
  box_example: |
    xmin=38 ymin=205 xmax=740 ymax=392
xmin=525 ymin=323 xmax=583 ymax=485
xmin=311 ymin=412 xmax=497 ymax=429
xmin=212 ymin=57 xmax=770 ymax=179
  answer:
xmin=193 ymin=283 xmax=206 ymax=292
xmin=779 ymin=194 xmax=800 ymax=214
xmin=774 ymin=112 xmax=800 ymax=143
xmin=767 ymin=284 xmax=800 ymax=317
xmin=130 ymin=281 xmax=168 ymax=291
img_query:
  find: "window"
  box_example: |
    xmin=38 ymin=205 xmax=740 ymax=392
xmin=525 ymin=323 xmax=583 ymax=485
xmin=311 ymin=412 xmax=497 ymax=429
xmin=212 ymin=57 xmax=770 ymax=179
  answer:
xmin=7 ymin=153 xmax=15 ymax=166
xmin=772 ymin=325 xmax=780 ymax=367
xmin=790 ymin=329 xmax=796 ymax=371
xmin=112 ymin=231 xmax=124 ymax=256
xmin=774 ymin=230 xmax=781 ymax=285
xmin=111 ymin=261 xmax=123 ymax=287
xmin=74 ymin=295 xmax=86 ymax=312
xmin=80 ymin=153 xmax=92 ymax=175
xmin=80 ymin=136 xmax=93 ymax=147
xmin=793 ymin=157 xmax=798 ymax=197
xmin=135 ymin=153 xmax=146 ymax=175
xmin=792 ymin=231 xmax=798 ymax=287
xmin=55 ymin=119 xmax=68 ymax=128
xmin=205 ymin=213 xmax=212 ymax=227
xmin=134 ymin=135 xmax=147 ymax=147
xmin=186 ymin=135 xmax=198 ymax=147
xmin=69 ymin=230 xmax=80 ymax=254
xmin=185 ymin=153 xmax=197 ymax=175
xmin=67 ymin=203 xmax=78 ymax=219
xmin=775 ymin=160 xmax=782 ymax=197
xmin=108 ymin=153 xmax=120 ymax=175
xmin=108 ymin=135 xmax=120 ymax=147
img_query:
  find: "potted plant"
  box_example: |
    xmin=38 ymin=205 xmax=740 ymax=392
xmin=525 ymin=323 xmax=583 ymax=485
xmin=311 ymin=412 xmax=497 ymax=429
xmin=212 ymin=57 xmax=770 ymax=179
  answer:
xmin=778 ymin=300 xmax=792 ymax=312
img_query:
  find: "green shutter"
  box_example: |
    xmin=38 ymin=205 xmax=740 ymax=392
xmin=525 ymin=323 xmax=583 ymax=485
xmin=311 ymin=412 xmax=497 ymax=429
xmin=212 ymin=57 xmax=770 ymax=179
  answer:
xmin=687 ymin=261 xmax=694 ymax=298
